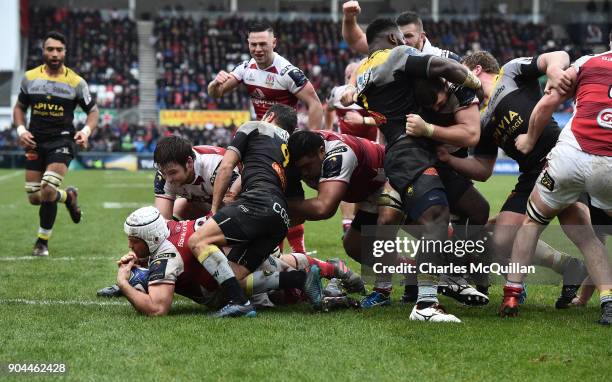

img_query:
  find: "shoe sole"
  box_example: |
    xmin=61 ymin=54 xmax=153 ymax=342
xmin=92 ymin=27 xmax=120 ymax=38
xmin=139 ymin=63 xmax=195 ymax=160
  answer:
xmin=360 ymin=298 xmax=391 ymax=309
xmin=66 ymin=187 xmax=82 ymax=224
xmin=439 ymin=286 xmax=489 ymax=306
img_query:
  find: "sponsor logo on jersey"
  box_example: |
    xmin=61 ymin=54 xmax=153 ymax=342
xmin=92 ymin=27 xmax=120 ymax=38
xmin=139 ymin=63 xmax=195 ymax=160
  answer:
xmin=422 ymin=167 xmax=439 ymax=176
xmin=151 ymin=252 xmax=177 ymax=262
xmin=271 ymin=162 xmax=287 ymax=190
xmin=273 ymin=202 xmax=290 ymax=227
xmin=253 ymin=88 xmax=266 ymax=99
xmin=326 ymin=146 xmax=348 ymax=156
xmin=368 ymin=110 xmax=387 ymax=125
xmin=597 ymin=108 xmax=612 ymax=130
xmin=540 ymin=170 xmax=555 ymax=191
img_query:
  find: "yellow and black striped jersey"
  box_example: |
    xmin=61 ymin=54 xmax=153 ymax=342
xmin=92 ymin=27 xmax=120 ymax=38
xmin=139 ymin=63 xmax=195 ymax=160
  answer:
xmin=18 ymin=65 xmax=96 ymax=141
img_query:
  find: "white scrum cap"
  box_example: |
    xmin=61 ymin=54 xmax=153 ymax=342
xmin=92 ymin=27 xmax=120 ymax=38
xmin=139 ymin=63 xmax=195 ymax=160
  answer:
xmin=123 ymin=206 xmax=170 ymax=253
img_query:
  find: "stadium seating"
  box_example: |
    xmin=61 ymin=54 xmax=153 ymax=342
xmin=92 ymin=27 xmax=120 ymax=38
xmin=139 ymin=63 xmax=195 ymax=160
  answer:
xmin=26 ymin=7 xmax=139 ymax=109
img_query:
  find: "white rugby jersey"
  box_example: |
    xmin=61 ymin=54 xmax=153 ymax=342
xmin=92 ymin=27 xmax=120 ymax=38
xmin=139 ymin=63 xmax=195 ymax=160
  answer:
xmin=154 ymin=146 xmax=239 ymax=205
xmin=230 ymin=53 xmax=309 ymax=119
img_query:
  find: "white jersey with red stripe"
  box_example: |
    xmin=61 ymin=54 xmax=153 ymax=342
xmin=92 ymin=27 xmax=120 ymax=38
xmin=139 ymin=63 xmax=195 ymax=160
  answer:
xmin=327 ymin=85 xmax=377 ymax=141
xmin=305 ymin=130 xmax=386 ymax=203
xmin=563 ymin=51 xmax=612 ymax=156
xmin=154 ymin=146 xmax=238 ymax=205
xmin=230 ymin=53 xmax=309 ymax=119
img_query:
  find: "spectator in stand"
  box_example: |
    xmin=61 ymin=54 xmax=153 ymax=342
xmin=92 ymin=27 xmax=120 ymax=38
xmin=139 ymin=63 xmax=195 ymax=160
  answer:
xmin=27 ymin=7 xmax=139 ymax=109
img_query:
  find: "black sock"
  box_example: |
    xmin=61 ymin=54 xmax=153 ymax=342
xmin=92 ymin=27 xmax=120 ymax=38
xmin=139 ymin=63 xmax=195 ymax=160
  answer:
xmin=40 ymin=202 xmax=58 ymax=231
xmin=220 ymin=277 xmax=248 ymax=304
xmin=416 ymin=301 xmax=436 ymax=310
xmin=279 ymin=270 xmax=307 ymax=289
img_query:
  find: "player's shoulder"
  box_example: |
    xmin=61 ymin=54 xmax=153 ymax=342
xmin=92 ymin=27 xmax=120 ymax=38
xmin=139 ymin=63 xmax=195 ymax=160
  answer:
xmin=24 ymin=65 xmax=44 ymax=81
xmin=275 ymin=53 xmax=297 ymax=74
xmin=193 ymin=145 xmax=225 ymax=156
xmin=234 ymin=58 xmax=254 ymax=71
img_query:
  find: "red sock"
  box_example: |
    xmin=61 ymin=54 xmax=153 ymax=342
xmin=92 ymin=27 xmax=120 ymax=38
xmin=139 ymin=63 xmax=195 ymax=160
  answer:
xmin=305 ymin=255 xmax=335 ymax=279
xmin=287 ymin=224 xmax=306 ymax=254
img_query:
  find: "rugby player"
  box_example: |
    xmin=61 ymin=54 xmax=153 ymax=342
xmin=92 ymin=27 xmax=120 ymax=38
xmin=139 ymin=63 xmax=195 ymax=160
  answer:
xmin=501 ymin=39 xmax=612 ymax=324
xmin=443 ymin=51 xmax=590 ymax=308
xmin=186 ymin=104 xmax=318 ymax=317
xmin=352 ymin=18 xmax=483 ymax=322
xmin=117 ymin=207 xmax=335 ymax=316
xmin=207 ymin=22 xmax=318 ymax=254
xmin=342 ymin=2 xmax=458 ymax=59
xmin=152 ymin=137 xmax=241 ymax=220
xmin=326 ymin=62 xmax=379 ymax=234
xmin=13 ymin=31 xmax=98 ymax=257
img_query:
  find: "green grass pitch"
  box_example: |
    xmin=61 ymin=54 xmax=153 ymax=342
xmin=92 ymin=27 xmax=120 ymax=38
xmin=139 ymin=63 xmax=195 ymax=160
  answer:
xmin=0 ymin=169 xmax=610 ymax=381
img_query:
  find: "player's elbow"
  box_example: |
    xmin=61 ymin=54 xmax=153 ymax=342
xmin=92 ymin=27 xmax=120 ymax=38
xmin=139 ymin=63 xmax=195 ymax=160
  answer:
xmin=147 ymin=305 xmax=170 ymax=317
xmin=313 ymin=202 xmax=336 ymax=220
xmin=466 ymin=129 xmax=480 ymax=147
xmin=475 ymin=169 xmax=493 ymax=182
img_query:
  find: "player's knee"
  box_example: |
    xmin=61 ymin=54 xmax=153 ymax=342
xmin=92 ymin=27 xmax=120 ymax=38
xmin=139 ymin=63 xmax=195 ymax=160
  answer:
xmin=25 ymin=182 xmax=41 ymax=205
xmin=40 ymin=171 xmax=63 ymax=201
xmin=419 ymin=204 xmax=449 ymax=226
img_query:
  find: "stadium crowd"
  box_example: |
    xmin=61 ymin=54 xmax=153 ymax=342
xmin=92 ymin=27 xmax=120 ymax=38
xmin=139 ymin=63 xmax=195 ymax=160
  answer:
xmin=26 ymin=7 xmax=139 ymax=109
xmin=154 ymin=15 xmax=570 ymax=111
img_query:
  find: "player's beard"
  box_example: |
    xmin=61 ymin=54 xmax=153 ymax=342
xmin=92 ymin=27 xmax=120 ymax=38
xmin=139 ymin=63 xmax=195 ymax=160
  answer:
xmin=44 ymin=57 xmax=63 ymax=71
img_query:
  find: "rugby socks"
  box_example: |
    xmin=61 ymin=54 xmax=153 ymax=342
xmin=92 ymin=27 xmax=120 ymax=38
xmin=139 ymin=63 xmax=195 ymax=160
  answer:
xmin=373 ymin=280 xmax=392 ymax=295
xmin=304 ymin=255 xmax=335 ymax=279
xmin=342 ymin=219 xmax=352 ymax=233
xmin=533 ymin=240 xmax=572 ymax=274
xmin=287 ymin=224 xmax=306 ymax=254
xmin=600 ymin=290 xmax=612 ymax=307
xmin=38 ymin=202 xmax=58 ymax=243
xmin=416 ymin=274 xmax=439 ymax=309
xmin=246 ymin=270 xmax=308 ymax=295
xmin=279 ymin=270 xmax=308 ymax=289
xmin=197 ymin=244 xmax=247 ymax=304
xmin=55 ymin=189 xmax=68 ymax=204
xmin=37 ymin=227 xmax=52 ymax=244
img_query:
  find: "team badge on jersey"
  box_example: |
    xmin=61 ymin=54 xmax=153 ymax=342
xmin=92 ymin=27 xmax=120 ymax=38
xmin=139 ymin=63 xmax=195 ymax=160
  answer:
xmin=322 ymin=155 xmax=343 ymax=178
xmin=148 ymin=259 xmax=168 ymax=282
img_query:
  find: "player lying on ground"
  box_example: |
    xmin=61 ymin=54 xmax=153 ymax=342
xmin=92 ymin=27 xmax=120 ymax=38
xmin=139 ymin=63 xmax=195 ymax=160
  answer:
xmin=116 ymin=207 xmax=364 ymax=316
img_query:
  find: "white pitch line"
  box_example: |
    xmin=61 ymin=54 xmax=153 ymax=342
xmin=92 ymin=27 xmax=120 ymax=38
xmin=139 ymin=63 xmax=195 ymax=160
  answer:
xmin=0 ymin=171 xmax=21 ymax=182
xmin=104 ymin=183 xmax=150 ymax=188
xmin=0 ymin=298 xmax=195 ymax=307
xmin=103 ymin=202 xmax=149 ymax=209
xmin=0 ymin=256 xmax=116 ymax=261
